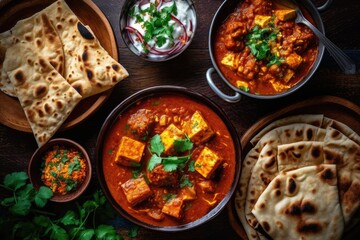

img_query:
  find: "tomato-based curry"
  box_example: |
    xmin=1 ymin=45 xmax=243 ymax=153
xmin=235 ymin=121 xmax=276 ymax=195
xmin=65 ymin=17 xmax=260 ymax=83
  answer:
xmin=102 ymin=94 xmax=236 ymax=226
xmin=214 ymin=0 xmax=318 ymax=95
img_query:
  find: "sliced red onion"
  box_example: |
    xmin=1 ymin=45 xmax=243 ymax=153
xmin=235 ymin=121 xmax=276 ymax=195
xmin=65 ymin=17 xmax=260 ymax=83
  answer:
xmin=171 ymin=14 xmax=188 ymax=43
xmin=156 ymin=0 xmax=163 ymax=10
xmin=125 ymin=26 xmax=144 ymax=44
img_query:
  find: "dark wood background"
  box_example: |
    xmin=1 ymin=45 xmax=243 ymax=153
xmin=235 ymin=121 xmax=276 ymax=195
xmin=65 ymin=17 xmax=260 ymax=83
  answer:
xmin=0 ymin=0 xmax=359 ymax=239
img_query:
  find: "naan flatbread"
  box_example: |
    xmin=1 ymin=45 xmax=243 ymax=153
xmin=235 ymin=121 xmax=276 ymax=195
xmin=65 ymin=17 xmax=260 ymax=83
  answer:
xmin=0 ymin=13 xmax=64 ymax=96
xmin=38 ymin=0 xmax=129 ymax=98
xmin=245 ymin=124 xmax=326 ymax=230
xmin=324 ymin=127 xmax=360 ymax=225
xmin=4 ymin=42 xmax=81 ymax=146
xmin=277 ymin=141 xmax=324 ymax=172
xmin=252 ymin=164 xmax=344 ymax=240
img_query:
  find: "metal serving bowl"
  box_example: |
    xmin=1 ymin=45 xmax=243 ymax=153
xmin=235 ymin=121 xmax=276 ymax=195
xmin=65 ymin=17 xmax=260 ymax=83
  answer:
xmin=206 ymin=0 xmax=331 ymax=102
xmin=119 ymin=0 xmax=197 ymax=62
xmin=95 ymin=85 xmax=241 ymax=231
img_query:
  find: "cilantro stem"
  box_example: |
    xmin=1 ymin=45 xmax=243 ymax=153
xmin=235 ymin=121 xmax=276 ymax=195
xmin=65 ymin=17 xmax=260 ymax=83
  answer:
xmin=0 ymin=183 xmax=13 ymax=191
xmin=30 ymin=208 xmax=56 ymax=217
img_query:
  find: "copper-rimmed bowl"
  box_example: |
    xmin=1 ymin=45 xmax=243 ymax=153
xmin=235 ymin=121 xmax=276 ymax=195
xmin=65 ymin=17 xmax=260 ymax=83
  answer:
xmin=95 ymin=85 xmax=241 ymax=231
xmin=206 ymin=0 xmax=330 ymax=102
xmin=28 ymin=138 xmax=92 ymax=202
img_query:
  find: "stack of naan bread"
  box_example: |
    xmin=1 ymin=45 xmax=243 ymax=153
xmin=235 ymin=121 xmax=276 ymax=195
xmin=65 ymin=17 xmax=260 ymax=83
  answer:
xmin=0 ymin=0 xmax=128 ymax=146
xmin=235 ymin=114 xmax=360 ymax=240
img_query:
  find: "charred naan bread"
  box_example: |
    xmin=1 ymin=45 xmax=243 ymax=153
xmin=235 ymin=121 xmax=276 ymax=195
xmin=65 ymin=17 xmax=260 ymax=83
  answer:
xmin=324 ymin=127 xmax=360 ymax=225
xmin=245 ymin=124 xmax=326 ymax=230
xmin=4 ymin=42 xmax=81 ymax=146
xmin=38 ymin=0 xmax=129 ymax=98
xmin=277 ymin=141 xmax=324 ymax=172
xmin=0 ymin=13 xmax=64 ymax=96
xmin=252 ymin=164 xmax=344 ymax=240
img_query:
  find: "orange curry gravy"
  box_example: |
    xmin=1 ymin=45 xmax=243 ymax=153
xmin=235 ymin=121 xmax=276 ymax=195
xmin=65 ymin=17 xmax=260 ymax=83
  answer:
xmin=214 ymin=0 xmax=318 ymax=95
xmin=102 ymin=94 xmax=236 ymax=226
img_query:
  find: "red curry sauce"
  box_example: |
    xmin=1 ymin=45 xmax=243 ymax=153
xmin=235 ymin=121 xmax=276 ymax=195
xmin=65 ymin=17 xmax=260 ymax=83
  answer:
xmin=102 ymin=95 xmax=236 ymax=226
xmin=214 ymin=0 xmax=318 ymax=95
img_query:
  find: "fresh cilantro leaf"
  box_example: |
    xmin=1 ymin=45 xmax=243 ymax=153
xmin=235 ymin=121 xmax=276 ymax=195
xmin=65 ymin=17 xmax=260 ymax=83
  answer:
xmin=83 ymin=200 xmax=99 ymax=212
xmin=162 ymin=156 xmax=190 ymax=172
xmin=128 ymin=226 xmax=139 ymax=238
xmin=34 ymin=186 xmax=53 ymax=208
xmin=3 ymin=171 xmax=28 ymax=191
xmin=33 ymin=215 xmax=51 ymax=228
xmin=173 ymin=136 xmax=193 ymax=152
xmin=9 ymin=199 xmax=31 ymax=216
xmin=180 ymin=176 xmax=193 ymax=188
xmin=95 ymin=224 xmax=120 ymax=239
xmin=108 ymin=149 xmax=114 ymax=155
xmin=239 ymin=86 xmax=250 ymax=92
xmin=129 ymin=6 xmax=136 ymax=17
xmin=17 ymin=183 xmax=35 ymax=199
xmin=49 ymin=224 xmax=68 ymax=240
xmin=132 ymin=169 xmax=141 ymax=179
xmin=59 ymin=210 xmax=80 ymax=226
xmin=1 ymin=196 xmax=15 ymax=206
xmin=162 ymin=193 xmax=176 ymax=202
xmin=78 ymin=228 xmax=95 ymax=240
xmin=156 ymin=35 xmax=167 ymax=47
xmin=149 ymin=134 xmax=164 ymax=156
xmin=147 ymin=154 xmax=162 ymax=171
xmin=188 ymin=160 xmax=195 ymax=172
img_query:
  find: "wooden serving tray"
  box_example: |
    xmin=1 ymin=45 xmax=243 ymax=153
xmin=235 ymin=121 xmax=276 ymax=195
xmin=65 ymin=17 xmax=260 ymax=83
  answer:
xmin=0 ymin=0 xmax=117 ymax=132
xmin=227 ymin=95 xmax=360 ymax=240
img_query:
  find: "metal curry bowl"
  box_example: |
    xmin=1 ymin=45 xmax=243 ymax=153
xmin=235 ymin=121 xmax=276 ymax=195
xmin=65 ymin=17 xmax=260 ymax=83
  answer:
xmin=95 ymin=86 xmax=241 ymax=231
xmin=206 ymin=0 xmax=330 ymax=102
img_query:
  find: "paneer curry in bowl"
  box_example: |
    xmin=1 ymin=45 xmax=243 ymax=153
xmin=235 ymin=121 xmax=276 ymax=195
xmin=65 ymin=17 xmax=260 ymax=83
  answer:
xmin=207 ymin=0 xmax=325 ymax=101
xmin=95 ymin=86 xmax=241 ymax=230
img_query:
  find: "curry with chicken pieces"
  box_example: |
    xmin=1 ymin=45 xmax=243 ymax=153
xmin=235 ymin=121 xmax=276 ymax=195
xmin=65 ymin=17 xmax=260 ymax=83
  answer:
xmin=214 ymin=0 xmax=318 ymax=95
xmin=102 ymin=94 xmax=236 ymax=226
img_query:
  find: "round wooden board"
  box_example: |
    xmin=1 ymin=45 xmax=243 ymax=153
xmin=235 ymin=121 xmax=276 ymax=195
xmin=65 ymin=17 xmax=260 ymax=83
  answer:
xmin=0 ymin=0 xmax=117 ymax=132
xmin=227 ymin=95 xmax=360 ymax=240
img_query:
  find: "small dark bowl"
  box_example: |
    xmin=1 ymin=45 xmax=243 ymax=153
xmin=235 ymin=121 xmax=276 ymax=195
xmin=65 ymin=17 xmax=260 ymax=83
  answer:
xmin=206 ymin=0 xmax=327 ymax=102
xmin=119 ymin=0 xmax=197 ymax=62
xmin=95 ymin=85 xmax=241 ymax=231
xmin=28 ymin=138 xmax=92 ymax=202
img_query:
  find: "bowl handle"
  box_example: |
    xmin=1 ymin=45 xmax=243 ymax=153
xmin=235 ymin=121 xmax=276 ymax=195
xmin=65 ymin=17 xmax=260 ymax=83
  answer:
xmin=316 ymin=0 xmax=332 ymax=12
xmin=206 ymin=68 xmax=242 ymax=103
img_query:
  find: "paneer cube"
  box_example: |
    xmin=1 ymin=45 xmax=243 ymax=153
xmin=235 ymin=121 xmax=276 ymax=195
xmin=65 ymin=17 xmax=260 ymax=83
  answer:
xmin=121 ymin=177 xmax=152 ymax=206
xmin=221 ymin=52 xmax=238 ymax=70
xmin=179 ymin=185 xmax=197 ymax=201
xmin=285 ymin=53 xmax=303 ymax=70
xmin=160 ymin=124 xmax=184 ymax=154
xmin=275 ymin=9 xmax=296 ymax=21
xmin=115 ymin=136 xmax=145 ymax=166
xmin=283 ymin=68 xmax=295 ymax=83
xmin=254 ymin=15 xmax=272 ymax=27
xmin=183 ymin=111 xmax=215 ymax=145
xmin=195 ymin=147 xmax=223 ymax=179
xmin=161 ymin=197 xmax=185 ymax=219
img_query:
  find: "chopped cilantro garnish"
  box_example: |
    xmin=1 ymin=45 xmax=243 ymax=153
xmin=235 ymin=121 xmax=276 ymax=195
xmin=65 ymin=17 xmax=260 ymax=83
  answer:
xmin=180 ymin=176 xmax=193 ymax=188
xmin=147 ymin=134 xmax=194 ymax=172
xmin=246 ymin=25 xmax=284 ymax=65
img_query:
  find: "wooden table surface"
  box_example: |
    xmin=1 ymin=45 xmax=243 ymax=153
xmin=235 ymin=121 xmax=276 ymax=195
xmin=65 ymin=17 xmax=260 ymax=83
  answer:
xmin=1 ymin=0 xmax=359 ymax=239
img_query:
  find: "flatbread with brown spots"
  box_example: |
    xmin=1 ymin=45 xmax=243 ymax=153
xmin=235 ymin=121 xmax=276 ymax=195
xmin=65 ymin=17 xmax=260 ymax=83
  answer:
xmin=277 ymin=141 xmax=324 ymax=172
xmin=324 ymin=127 xmax=360 ymax=225
xmin=40 ymin=0 xmax=129 ymax=98
xmin=4 ymin=42 xmax=81 ymax=146
xmin=0 ymin=13 xmax=64 ymax=97
xmin=245 ymin=124 xmax=326 ymax=231
xmin=252 ymin=164 xmax=344 ymax=240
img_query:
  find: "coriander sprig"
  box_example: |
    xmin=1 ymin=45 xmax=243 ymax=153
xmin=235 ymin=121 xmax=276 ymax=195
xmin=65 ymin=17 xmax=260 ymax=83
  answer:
xmin=245 ymin=25 xmax=284 ymax=66
xmin=0 ymin=172 xmax=127 ymax=240
xmin=147 ymin=134 xmax=194 ymax=172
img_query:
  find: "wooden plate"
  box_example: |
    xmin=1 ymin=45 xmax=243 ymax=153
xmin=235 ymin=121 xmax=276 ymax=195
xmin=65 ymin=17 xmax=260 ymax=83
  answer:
xmin=227 ymin=95 xmax=360 ymax=240
xmin=0 ymin=0 xmax=117 ymax=132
